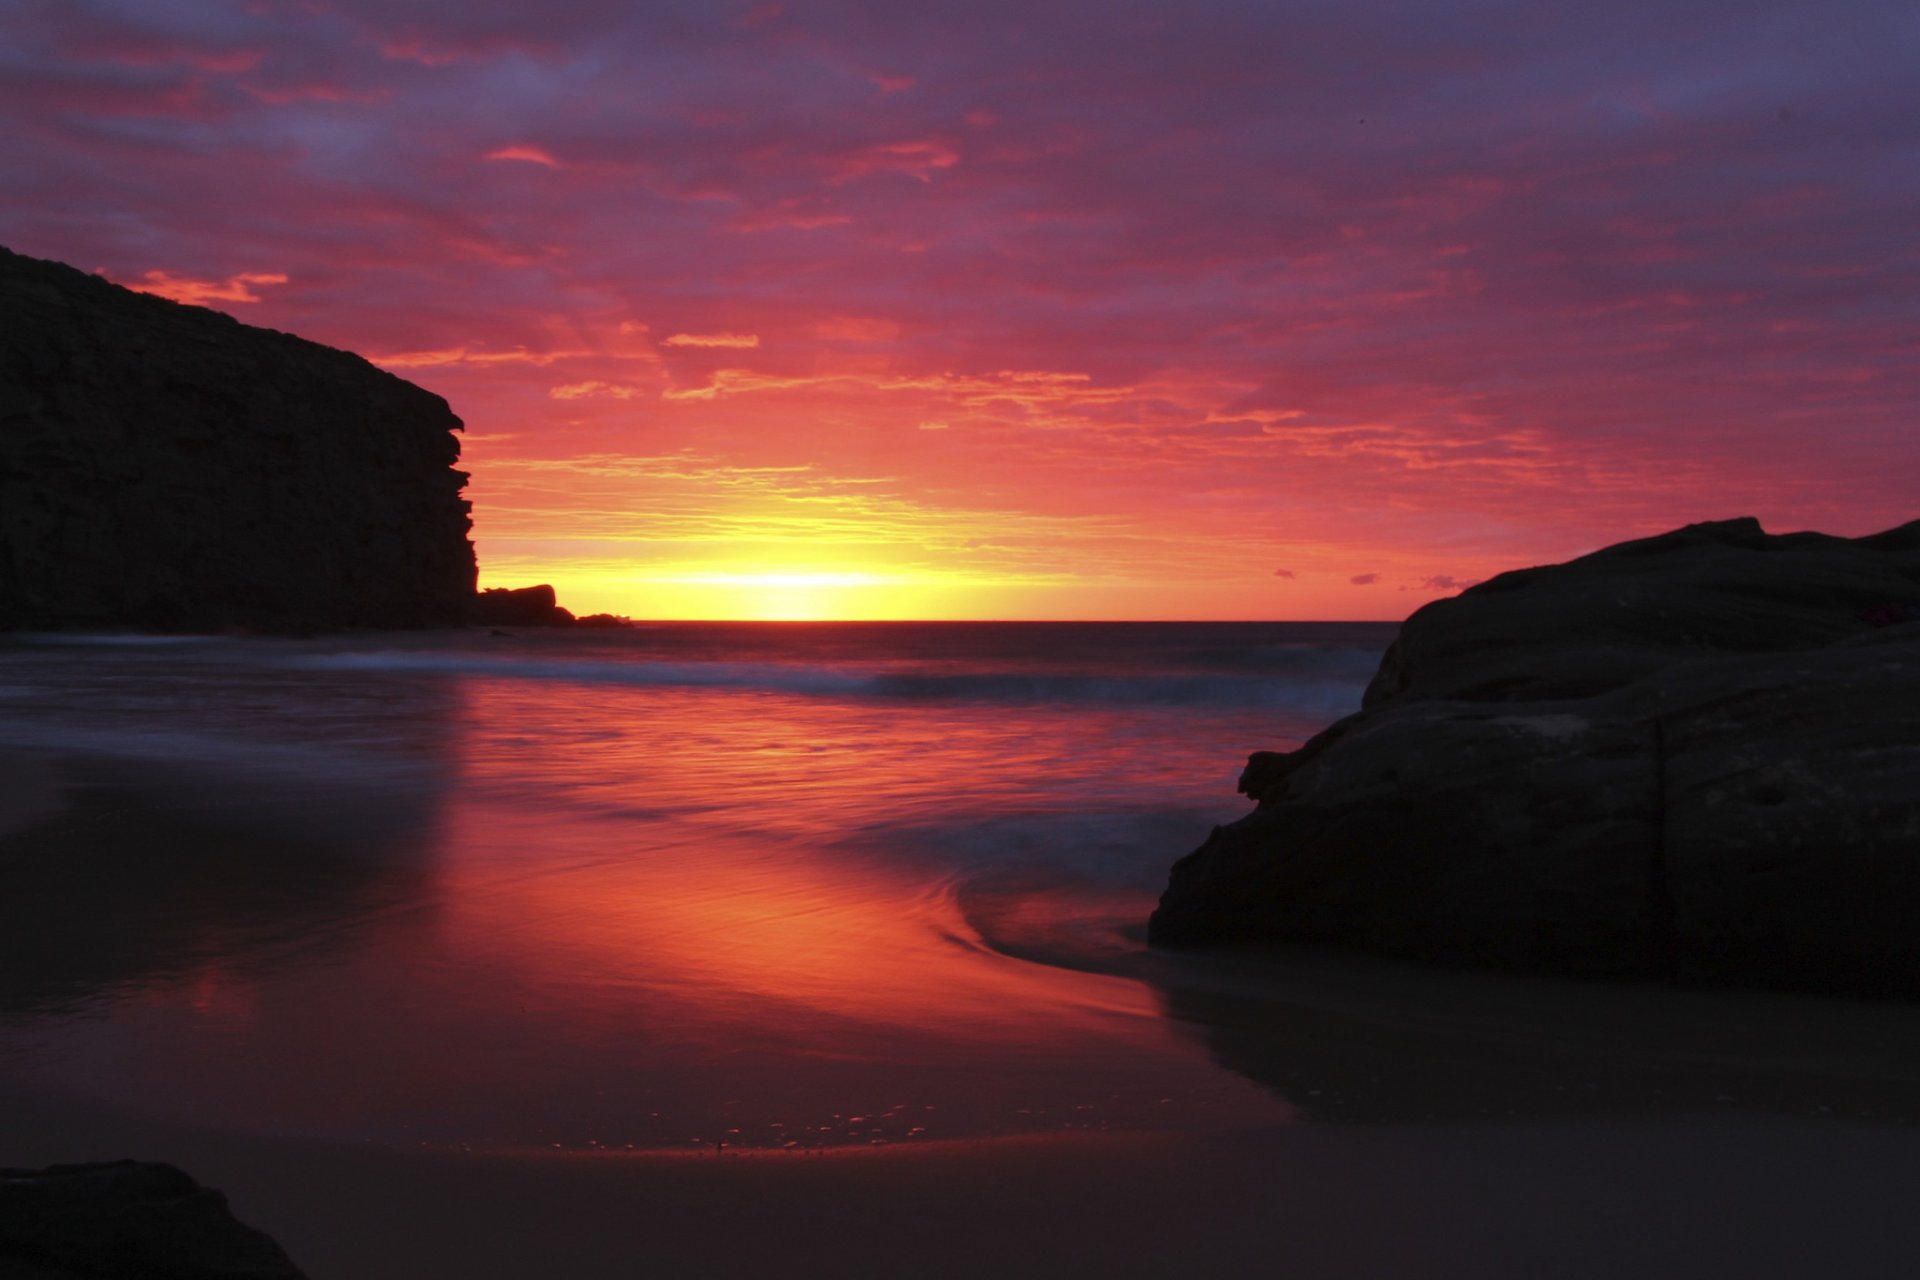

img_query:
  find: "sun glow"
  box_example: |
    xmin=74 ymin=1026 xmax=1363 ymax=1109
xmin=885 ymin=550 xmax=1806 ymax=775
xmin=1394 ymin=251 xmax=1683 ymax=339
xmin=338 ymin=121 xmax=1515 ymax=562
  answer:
xmin=515 ymin=567 xmax=999 ymax=621
xmin=657 ymin=570 xmax=896 ymax=621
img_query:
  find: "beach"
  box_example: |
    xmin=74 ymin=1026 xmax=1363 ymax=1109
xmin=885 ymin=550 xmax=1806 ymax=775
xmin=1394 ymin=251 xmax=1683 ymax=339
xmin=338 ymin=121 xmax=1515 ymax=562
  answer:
xmin=5 ymin=622 xmax=1920 ymax=1278
xmin=10 ymin=1051 xmax=1920 ymax=1278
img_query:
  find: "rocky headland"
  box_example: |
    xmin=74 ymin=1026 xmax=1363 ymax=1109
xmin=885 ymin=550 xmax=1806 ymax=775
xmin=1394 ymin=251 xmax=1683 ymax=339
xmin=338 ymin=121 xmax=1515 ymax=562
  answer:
xmin=0 ymin=245 xmax=475 ymax=632
xmin=1151 ymin=517 xmax=1920 ymax=998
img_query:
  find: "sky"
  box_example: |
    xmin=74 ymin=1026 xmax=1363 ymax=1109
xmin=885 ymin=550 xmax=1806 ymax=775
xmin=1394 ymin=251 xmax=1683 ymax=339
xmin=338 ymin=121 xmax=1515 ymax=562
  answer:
xmin=3 ymin=0 xmax=1916 ymax=620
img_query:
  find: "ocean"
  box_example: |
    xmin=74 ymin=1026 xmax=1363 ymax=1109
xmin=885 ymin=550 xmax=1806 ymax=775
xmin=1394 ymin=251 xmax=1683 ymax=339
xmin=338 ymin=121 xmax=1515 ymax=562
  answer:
xmin=0 ymin=621 xmax=1393 ymax=1154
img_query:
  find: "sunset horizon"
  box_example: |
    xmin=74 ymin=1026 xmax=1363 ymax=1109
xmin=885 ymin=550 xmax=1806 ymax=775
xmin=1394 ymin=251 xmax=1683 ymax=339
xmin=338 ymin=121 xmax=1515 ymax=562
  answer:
xmin=6 ymin=0 xmax=1914 ymax=623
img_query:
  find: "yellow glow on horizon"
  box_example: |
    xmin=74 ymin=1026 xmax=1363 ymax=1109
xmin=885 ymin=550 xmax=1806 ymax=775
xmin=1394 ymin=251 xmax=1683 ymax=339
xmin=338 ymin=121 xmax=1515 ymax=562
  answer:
xmin=516 ymin=567 xmax=1003 ymax=621
xmin=478 ymin=562 xmax=1407 ymax=622
xmin=655 ymin=570 xmax=896 ymax=621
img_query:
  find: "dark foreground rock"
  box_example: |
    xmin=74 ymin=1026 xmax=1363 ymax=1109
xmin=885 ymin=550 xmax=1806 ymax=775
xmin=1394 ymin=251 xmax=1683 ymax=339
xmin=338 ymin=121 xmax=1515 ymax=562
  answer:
xmin=0 ymin=1161 xmax=306 ymax=1279
xmin=0 ymin=245 xmax=475 ymax=631
xmin=1150 ymin=517 xmax=1920 ymax=997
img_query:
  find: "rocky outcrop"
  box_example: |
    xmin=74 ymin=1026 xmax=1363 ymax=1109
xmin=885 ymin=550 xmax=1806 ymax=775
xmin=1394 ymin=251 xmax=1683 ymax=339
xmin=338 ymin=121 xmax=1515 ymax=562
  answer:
xmin=474 ymin=583 xmax=575 ymax=627
xmin=0 ymin=1161 xmax=307 ymax=1279
xmin=0 ymin=245 xmax=474 ymax=631
xmin=1150 ymin=518 xmax=1920 ymax=997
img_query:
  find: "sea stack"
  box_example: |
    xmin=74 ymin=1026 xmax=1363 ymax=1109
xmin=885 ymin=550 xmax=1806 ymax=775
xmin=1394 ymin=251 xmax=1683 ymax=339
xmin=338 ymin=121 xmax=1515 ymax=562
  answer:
xmin=0 ymin=245 xmax=475 ymax=631
xmin=1150 ymin=517 xmax=1920 ymax=998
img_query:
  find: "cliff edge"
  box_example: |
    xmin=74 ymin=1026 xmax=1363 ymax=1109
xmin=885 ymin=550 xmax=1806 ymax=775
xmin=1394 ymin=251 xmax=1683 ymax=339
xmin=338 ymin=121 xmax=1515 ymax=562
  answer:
xmin=1150 ymin=517 xmax=1920 ymax=998
xmin=0 ymin=245 xmax=475 ymax=631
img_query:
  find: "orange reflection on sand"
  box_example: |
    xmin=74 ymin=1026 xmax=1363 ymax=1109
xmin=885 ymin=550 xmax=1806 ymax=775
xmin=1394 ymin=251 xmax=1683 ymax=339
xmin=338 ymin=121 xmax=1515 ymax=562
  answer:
xmin=436 ymin=805 xmax=1153 ymax=1059
xmin=432 ymin=680 xmax=1163 ymax=1061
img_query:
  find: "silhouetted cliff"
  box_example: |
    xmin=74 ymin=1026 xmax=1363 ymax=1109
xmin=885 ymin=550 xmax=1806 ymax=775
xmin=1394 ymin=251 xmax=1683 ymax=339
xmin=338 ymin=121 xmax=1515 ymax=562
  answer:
xmin=0 ymin=245 xmax=475 ymax=631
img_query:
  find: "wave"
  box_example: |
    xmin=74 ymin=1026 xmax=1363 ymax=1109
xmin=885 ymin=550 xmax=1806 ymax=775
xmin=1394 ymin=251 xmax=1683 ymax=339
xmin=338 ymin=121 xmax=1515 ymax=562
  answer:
xmin=285 ymin=651 xmax=872 ymax=695
xmin=863 ymin=669 xmax=1365 ymax=712
xmin=5 ymin=632 xmax=229 ymax=647
xmin=284 ymin=648 xmax=1378 ymax=714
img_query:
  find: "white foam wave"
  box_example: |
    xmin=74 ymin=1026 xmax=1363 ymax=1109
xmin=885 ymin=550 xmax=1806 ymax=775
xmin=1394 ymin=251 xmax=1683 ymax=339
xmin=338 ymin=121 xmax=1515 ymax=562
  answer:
xmin=282 ymin=649 xmax=1373 ymax=715
xmin=285 ymin=651 xmax=869 ymax=695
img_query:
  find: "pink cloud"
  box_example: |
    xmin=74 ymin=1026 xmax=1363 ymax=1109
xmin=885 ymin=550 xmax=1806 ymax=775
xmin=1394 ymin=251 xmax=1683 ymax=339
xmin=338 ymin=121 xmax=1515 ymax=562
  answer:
xmin=812 ymin=316 xmax=898 ymax=343
xmin=831 ymin=140 xmax=959 ymax=184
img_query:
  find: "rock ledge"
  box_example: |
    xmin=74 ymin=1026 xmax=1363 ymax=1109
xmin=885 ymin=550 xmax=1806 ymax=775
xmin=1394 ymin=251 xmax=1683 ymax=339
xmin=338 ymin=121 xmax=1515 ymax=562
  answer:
xmin=0 ymin=1161 xmax=306 ymax=1279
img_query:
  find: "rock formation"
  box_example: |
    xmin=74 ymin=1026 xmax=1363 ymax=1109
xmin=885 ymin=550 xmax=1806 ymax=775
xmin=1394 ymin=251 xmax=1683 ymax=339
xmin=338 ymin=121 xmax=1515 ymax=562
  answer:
xmin=1150 ymin=518 xmax=1920 ymax=998
xmin=0 ymin=245 xmax=475 ymax=631
xmin=0 ymin=1161 xmax=307 ymax=1279
xmin=474 ymin=583 xmax=575 ymax=626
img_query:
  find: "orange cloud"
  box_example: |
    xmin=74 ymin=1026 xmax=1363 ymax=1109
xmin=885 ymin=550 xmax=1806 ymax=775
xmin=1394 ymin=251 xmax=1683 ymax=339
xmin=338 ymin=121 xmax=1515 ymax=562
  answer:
xmin=1204 ymin=408 xmax=1305 ymax=425
xmin=662 ymin=332 xmax=761 ymax=348
xmin=485 ymin=144 xmax=561 ymax=167
xmin=550 ymin=381 xmax=640 ymax=400
xmin=370 ymin=346 xmax=585 ymax=369
xmin=124 ymin=270 xmax=287 ymax=305
xmin=658 ymin=366 xmax=1141 ymax=432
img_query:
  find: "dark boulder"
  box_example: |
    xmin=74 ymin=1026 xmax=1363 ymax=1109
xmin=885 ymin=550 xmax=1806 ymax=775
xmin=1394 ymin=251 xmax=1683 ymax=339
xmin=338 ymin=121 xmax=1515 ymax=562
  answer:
xmin=0 ymin=1161 xmax=307 ymax=1279
xmin=1150 ymin=518 xmax=1920 ymax=997
xmin=0 ymin=245 xmax=475 ymax=632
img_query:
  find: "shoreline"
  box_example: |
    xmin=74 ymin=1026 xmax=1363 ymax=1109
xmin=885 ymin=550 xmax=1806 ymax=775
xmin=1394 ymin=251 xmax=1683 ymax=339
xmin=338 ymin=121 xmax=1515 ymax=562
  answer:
xmin=9 ymin=1080 xmax=1920 ymax=1279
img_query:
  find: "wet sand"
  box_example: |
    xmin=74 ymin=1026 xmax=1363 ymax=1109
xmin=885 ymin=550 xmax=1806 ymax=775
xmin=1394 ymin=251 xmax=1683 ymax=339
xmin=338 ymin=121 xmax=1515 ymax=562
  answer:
xmin=9 ymin=1082 xmax=1920 ymax=1279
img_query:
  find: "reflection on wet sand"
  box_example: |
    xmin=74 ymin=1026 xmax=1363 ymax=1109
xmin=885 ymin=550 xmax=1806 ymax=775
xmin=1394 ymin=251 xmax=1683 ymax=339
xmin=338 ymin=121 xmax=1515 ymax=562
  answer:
xmin=1146 ymin=943 xmax=1920 ymax=1124
xmin=417 ymin=796 xmax=1285 ymax=1152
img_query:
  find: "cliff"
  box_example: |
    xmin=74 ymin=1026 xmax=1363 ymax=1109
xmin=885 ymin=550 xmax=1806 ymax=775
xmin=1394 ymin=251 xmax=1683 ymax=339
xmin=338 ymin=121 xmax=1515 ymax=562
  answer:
xmin=0 ymin=245 xmax=475 ymax=631
xmin=1151 ymin=517 xmax=1920 ymax=998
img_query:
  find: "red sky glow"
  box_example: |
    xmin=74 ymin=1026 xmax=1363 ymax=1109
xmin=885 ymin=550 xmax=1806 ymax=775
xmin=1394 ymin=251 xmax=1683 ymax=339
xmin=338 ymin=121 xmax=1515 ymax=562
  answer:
xmin=5 ymin=0 xmax=1915 ymax=619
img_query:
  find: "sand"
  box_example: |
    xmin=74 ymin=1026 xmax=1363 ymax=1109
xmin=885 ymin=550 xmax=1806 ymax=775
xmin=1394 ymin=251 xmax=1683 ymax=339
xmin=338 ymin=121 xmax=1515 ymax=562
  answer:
xmin=8 ymin=1082 xmax=1920 ymax=1279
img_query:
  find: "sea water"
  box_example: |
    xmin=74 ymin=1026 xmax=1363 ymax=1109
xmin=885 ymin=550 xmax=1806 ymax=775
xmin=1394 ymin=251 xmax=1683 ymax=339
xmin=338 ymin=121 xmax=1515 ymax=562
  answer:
xmin=0 ymin=622 xmax=1390 ymax=1152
